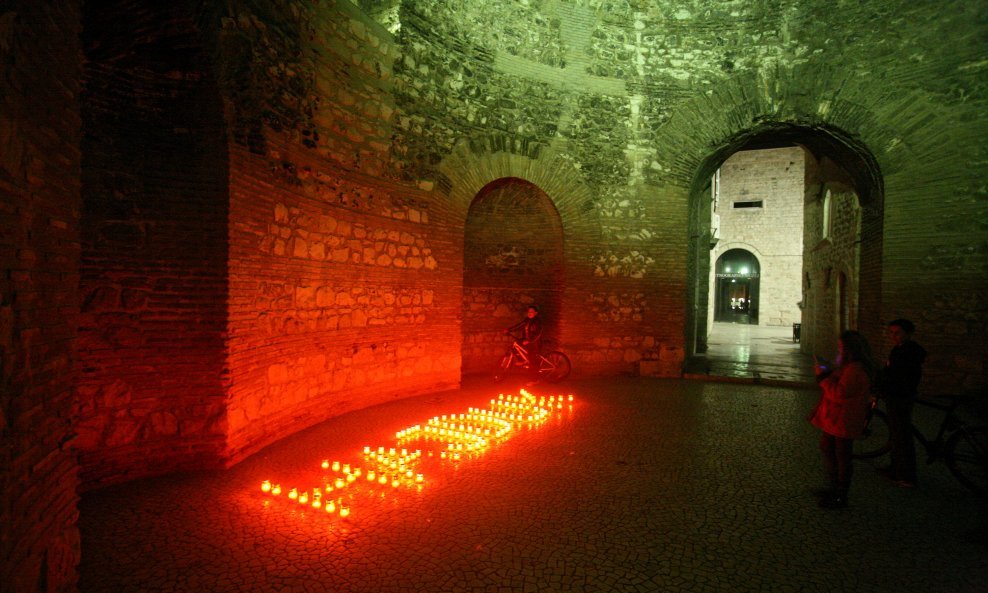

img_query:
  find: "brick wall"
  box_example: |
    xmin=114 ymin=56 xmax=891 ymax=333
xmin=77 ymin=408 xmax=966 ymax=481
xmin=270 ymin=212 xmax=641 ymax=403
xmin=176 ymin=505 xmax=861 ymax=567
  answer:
xmin=0 ymin=2 xmax=83 ymax=592
xmin=76 ymin=0 xmax=229 ymax=488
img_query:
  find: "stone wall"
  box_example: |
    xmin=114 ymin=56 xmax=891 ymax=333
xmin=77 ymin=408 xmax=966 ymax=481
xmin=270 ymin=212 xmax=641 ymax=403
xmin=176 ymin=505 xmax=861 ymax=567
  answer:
xmin=0 ymin=2 xmax=82 ymax=592
xmin=711 ymin=147 xmax=805 ymax=328
xmin=218 ymin=1 xmax=462 ymax=462
xmin=76 ymin=0 xmax=229 ymax=488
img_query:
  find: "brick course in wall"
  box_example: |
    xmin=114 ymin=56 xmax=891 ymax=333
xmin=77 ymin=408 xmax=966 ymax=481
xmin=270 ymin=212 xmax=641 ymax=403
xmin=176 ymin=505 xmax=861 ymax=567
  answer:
xmin=76 ymin=2 xmax=230 ymax=488
xmin=1 ymin=2 xmax=83 ymax=592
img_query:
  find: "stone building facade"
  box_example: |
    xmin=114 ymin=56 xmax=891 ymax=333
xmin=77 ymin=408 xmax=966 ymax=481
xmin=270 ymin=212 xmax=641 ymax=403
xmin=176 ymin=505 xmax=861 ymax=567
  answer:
xmin=2 ymin=1 xmax=986 ymax=591
xmin=709 ymin=146 xmax=805 ymax=329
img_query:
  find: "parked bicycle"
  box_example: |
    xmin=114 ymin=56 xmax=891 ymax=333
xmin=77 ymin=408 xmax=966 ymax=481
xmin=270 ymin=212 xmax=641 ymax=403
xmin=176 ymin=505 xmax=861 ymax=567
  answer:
xmin=493 ymin=333 xmax=571 ymax=383
xmin=853 ymin=395 xmax=988 ymax=496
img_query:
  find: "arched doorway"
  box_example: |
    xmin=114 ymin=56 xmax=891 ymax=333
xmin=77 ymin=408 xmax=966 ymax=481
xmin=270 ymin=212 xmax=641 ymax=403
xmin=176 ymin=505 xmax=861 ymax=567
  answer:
xmin=686 ymin=124 xmax=883 ymax=378
xmin=714 ymin=249 xmax=760 ymax=324
xmin=461 ymin=178 xmax=564 ymax=376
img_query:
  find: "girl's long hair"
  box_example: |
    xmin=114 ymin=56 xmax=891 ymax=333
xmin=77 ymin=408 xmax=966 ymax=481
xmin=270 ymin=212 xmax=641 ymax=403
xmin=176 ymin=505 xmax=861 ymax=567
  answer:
xmin=839 ymin=330 xmax=876 ymax=378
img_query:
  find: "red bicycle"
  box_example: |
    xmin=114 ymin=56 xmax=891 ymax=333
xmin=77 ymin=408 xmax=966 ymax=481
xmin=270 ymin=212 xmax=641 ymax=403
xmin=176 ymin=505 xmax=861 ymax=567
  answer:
xmin=492 ymin=333 xmax=571 ymax=383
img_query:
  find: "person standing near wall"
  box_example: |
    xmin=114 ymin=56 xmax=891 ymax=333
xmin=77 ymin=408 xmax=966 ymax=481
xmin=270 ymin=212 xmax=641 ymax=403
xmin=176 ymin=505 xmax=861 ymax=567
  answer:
xmin=876 ymin=319 xmax=927 ymax=488
xmin=809 ymin=330 xmax=876 ymax=509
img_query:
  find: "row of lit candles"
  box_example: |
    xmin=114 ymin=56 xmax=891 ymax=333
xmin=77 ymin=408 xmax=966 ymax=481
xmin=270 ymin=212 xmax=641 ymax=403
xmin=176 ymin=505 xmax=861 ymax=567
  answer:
xmin=260 ymin=389 xmax=574 ymax=519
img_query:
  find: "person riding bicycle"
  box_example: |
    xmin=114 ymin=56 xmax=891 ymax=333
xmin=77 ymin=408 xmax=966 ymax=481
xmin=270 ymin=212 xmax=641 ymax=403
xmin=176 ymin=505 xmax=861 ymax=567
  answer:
xmin=505 ymin=305 xmax=543 ymax=383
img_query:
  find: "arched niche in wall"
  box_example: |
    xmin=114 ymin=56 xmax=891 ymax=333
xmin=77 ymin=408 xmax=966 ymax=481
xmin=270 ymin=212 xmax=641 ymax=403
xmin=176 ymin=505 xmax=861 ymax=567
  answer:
xmin=687 ymin=123 xmax=883 ymax=361
xmin=461 ymin=177 xmax=564 ymax=376
xmin=713 ymin=249 xmax=761 ymax=325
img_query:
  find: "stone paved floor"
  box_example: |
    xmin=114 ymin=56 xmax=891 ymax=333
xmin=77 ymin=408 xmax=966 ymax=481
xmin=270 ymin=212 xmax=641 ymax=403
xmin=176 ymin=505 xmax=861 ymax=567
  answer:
xmin=78 ymin=377 xmax=987 ymax=593
xmin=685 ymin=322 xmax=815 ymax=386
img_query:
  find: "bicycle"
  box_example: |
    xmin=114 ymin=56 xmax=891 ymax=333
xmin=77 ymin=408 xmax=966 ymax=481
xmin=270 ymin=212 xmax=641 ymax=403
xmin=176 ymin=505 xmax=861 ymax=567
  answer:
xmin=853 ymin=395 xmax=988 ymax=496
xmin=492 ymin=333 xmax=571 ymax=383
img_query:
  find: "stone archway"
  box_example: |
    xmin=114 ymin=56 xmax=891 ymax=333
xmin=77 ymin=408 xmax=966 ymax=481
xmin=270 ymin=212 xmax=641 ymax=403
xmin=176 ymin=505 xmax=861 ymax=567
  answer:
xmin=713 ymin=248 xmax=761 ymax=325
xmin=438 ymin=138 xmax=600 ymax=375
xmin=687 ymin=125 xmax=882 ymax=365
xmin=461 ymin=178 xmax=564 ymax=375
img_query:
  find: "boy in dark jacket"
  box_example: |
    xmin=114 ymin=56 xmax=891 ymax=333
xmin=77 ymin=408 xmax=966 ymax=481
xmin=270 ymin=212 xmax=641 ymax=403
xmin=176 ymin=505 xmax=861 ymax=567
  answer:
xmin=877 ymin=318 xmax=927 ymax=487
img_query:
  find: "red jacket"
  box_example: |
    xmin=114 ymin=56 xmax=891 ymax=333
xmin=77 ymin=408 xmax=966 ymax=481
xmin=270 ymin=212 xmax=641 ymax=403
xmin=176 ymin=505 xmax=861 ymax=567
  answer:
xmin=810 ymin=362 xmax=871 ymax=439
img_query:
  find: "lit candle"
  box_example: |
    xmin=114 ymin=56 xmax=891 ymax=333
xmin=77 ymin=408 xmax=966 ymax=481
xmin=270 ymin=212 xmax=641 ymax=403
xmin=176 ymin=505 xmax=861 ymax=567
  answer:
xmin=339 ymin=506 xmax=350 ymax=518
xmin=271 ymin=484 xmax=281 ymax=495
xmin=321 ymin=460 xmax=330 ymax=469
xmin=415 ymin=473 xmax=424 ymax=483
xmin=261 ymin=480 xmax=272 ymax=492
xmin=299 ymin=491 xmax=308 ymax=505
xmin=331 ymin=461 xmax=341 ymax=472
xmin=288 ymin=488 xmax=298 ymax=500
xmin=326 ymin=501 xmax=336 ymax=513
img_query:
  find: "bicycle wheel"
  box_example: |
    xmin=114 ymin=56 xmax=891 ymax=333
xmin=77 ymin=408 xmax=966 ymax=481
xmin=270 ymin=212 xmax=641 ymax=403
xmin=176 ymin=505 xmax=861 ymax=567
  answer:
xmin=852 ymin=408 xmax=892 ymax=459
xmin=538 ymin=351 xmax=571 ymax=383
xmin=945 ymin=427 xmax=988 ymax=496
xmin=492 ymin=352 xmax=513 ymax=382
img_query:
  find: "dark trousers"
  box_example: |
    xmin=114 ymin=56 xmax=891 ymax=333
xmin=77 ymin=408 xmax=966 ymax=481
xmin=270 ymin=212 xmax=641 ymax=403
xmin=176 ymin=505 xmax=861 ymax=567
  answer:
xmin=819 ymin=433 xmax=854 ymax=495
xmin=887 ymin=396 xmax=918 ymax=482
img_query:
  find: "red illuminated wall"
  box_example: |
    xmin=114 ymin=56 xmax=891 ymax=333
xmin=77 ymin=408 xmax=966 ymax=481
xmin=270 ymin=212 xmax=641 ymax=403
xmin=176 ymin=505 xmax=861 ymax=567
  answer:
xmin=223 ymin=144 xmax=462 ymax=462
xmin=0 ymin=2 xmax=83 ymax=591
xmin=218 ymin=2 xmax=463 ymax=462
xmin=75 ymin=1 xmax=229 ymax=487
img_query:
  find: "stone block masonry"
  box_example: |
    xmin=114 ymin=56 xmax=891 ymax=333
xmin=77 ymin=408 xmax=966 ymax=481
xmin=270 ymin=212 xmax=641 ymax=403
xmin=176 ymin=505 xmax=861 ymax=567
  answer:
xmin=225 ymin=141 xmax=463 ymax=462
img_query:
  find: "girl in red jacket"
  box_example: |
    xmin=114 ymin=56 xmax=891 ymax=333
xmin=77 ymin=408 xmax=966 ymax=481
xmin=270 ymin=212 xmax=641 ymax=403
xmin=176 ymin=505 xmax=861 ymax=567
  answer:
xmin=809 ymin=330 xmax=876 ymax=509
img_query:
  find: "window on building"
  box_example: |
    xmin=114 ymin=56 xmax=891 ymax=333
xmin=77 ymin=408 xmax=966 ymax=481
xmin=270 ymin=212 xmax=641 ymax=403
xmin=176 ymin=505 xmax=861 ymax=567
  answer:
xmin=822 ymin=190 xmax=832 ymax=239
xmin=732 ymin=200 xmax=763 ymax=209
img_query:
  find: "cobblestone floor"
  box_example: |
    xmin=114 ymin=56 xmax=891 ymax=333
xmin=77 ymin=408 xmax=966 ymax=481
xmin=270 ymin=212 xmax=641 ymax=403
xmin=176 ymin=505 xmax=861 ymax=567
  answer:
xmin=79 ymin=377 xmax=987 ymax=593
